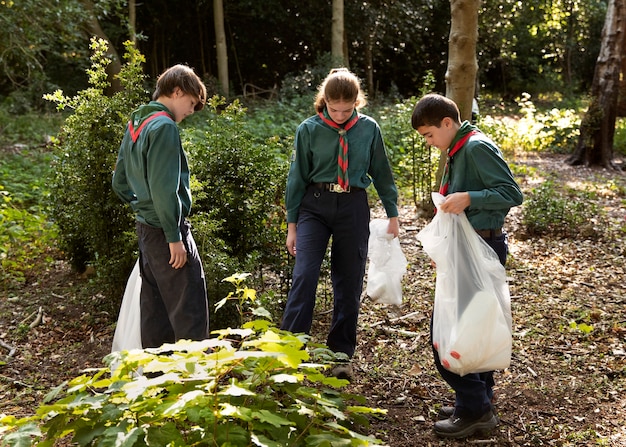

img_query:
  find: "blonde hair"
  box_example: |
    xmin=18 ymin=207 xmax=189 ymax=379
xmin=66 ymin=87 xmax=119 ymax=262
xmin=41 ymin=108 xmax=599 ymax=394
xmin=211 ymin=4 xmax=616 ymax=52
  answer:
xmin=314 ymin=68 xmax=367 ymax=113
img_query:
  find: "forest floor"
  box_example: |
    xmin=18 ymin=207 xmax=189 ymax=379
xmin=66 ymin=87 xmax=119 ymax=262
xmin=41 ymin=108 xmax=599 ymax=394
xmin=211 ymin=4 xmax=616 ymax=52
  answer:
xmin=0 ymin=153 xmax=625 ymax=446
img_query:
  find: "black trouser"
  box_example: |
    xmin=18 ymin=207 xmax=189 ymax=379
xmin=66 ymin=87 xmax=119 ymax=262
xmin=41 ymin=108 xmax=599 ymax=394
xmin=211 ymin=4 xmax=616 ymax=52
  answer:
xmin=136 ymin=220 xmax=209 ymax=348
xmin=281 ymin=186 xmax=370 ymax=357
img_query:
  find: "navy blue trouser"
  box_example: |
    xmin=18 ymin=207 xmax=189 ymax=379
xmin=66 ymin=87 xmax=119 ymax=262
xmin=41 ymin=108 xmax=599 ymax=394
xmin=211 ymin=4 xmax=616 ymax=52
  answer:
xmin=281 ymin=186 xmax=370 ymax=357
xmin=431 ymin=233 xmax=508 ymax=418
xmin=137 ymin=219 xmax=209 ymax=348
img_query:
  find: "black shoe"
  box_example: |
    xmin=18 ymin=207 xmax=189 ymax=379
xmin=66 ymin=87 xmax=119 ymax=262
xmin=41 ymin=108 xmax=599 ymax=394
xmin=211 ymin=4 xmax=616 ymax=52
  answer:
xmin=434 ymin=409 xmax=499 ymax=439
xmin=437 ymin=406 xmax=455 ymax=420
xmin=331 ymin=363 xmax=354 ymax=382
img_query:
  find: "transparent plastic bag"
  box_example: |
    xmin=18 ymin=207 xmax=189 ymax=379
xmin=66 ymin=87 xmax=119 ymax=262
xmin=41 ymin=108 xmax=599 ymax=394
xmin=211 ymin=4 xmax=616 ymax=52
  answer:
xmin=416 ymin=193 xmax=512 ymax=376
xmin=111 ymin=260 xmax=142 ymax=352
xmin=366 ymin=219 xmax=407 ymax=306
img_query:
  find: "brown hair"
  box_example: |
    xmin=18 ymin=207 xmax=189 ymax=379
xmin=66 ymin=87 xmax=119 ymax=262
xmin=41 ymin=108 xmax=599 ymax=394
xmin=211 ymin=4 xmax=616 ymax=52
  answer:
xmin=314 ymin=68 xmax=367 ymax=113
xmin=411 ymin=93 xmax=461 ymax=129
xmin=152 ymin=64 xmax=207 ymax=112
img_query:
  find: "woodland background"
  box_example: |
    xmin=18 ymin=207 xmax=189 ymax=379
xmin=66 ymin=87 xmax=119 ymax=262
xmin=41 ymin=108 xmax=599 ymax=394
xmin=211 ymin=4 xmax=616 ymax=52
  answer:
xmin=0 ymin=1 xmax=625 ymax=446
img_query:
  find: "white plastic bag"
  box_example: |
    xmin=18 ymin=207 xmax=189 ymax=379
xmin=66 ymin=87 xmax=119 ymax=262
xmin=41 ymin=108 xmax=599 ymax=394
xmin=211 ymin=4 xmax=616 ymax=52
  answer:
xmin=416 ymin=193 xmax=512 ymax=376
xmin=366 ymin=219 xmax=407 ymax=306
xmin=111 ymin=260 xmax=142 ymax=352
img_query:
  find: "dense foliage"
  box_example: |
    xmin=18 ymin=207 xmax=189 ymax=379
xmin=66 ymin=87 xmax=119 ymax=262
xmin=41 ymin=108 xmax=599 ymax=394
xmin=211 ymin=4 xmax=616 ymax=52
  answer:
xmin=0 ymin=276 xmax=386 ymax=446
xmin=44 ymin=38 xmax=147 ymax=299
xmin=0 ymin=0 xmax=610 ymax=111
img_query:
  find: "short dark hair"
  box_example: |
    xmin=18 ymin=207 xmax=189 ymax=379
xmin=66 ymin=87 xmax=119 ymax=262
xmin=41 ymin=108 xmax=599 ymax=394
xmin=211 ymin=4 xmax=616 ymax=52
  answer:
xmin=152 ymin=64 xmax=207 ymax=111
xmin=411 ymin=93 xmax=461 ymax=129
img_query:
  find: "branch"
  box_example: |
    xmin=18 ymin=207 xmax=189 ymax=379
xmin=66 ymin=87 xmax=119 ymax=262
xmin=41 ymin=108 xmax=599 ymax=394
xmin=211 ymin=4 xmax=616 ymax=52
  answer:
xmin=0 ymin=339 xmax=16 ymax=358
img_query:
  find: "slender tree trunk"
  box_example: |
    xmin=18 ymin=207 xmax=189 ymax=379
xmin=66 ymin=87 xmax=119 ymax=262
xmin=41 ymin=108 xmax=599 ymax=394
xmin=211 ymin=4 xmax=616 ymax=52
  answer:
xmin=445 ymin=0 xmax=480 ymax=120
xmin=365 ymin=33 xmax=374 ymax=96
xmin=618 ymin=15 xmax=626 ymax=117
xmin=81 ymin=0 xmax=122 ymax=94
xmin=332 ymin=0 xmax=346 ymax=65
xmin=436 ymin=0 xmax=480 ymax=189
xmin=128 ymin=0 xmax=136 ymax=45
xmin=214 ymin=0 xmax=229 ymax=96
xmin=568 ymin=0 xmax=625 ymax=168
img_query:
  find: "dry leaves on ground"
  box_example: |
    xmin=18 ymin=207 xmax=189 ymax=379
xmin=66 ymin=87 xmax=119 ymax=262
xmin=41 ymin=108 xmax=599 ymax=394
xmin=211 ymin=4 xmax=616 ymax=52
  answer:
xmin=0 ymin=153 xmax=624 ymax=446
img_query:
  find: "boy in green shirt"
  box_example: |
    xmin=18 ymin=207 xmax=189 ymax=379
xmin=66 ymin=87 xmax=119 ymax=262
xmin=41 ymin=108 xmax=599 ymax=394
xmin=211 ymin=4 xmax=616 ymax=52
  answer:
xmin=112 ymin=64 xmax=209 ymax=348
xmin=411 ymin=93 xmax=522 ymax=438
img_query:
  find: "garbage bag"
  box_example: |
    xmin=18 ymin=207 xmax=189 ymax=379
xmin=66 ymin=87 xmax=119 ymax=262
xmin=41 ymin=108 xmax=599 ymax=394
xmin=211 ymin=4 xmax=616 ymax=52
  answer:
xmin=111 ymin=260 xmax=142 ymax=352
xmin=416 ymin=193 xmax=512 ymax=376
xmin=366 ymin=219 xmax=407 ymax=306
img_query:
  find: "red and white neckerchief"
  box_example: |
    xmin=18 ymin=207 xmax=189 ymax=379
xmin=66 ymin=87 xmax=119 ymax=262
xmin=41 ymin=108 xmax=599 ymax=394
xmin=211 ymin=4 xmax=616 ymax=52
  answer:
xmin=438 ymin=130 xmax=478 ymax=196
xmin=128 ymin=111 xmax=172 ymax=143
xmin=318 ymin=109 xmax=360 ymax=191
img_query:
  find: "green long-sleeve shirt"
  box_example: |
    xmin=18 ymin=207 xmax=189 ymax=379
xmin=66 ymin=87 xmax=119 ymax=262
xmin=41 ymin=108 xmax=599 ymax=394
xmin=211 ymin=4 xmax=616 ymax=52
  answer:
xmin=447 ymin=121 xmax=523 ymax=230
xmin=112 ymin=101 xmax=192 ymax=243
xmin=285 ymin=112 xmax=398 ymax=223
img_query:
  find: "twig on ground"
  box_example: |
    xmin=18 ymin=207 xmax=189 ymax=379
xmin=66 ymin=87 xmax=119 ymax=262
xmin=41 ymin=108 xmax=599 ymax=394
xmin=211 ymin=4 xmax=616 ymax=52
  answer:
xmin=0 ymin=339 xmax=16 ymax=357
xmin=28 ymin=306 xmax=43 ymax=329
xmin=370 ymin=310 xmax=423 ymax=327
xmin=381 ymin=327 xmax=421 ymax=337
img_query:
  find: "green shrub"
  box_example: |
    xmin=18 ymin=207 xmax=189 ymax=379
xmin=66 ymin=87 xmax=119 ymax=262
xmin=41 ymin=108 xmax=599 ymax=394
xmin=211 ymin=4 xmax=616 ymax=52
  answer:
xmin=44 ymin=38 xmax=148 ymax=293
xmin=0 ymin=277 xmax=385 ymax=446
xmin=185 ymin=97 xmax=290 ymax=326
xmin=522 ymin=180 xmax=602 ymax=238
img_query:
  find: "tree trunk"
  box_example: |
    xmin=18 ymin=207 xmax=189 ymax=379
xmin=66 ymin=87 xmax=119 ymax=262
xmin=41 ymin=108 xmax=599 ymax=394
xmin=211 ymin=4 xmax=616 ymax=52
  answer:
xmin=81 ymin=0 xmax=122 ymax=94
xmin=214 ymin=0 xmax=229 ymax=96
xmin=128 ymin=0 xmax=136 ymax=45
xmin=568 ymin=0 xmax=625 ymax=168
xmin=445 ymin=0 xmax=479 ymax=120
xmin=618 ymin=14 xmax=626 ymax=117
xmin=332 ymin=0 xmax=346 ymax=65
xmin=437 ymin=0 xmax=480 ymax=189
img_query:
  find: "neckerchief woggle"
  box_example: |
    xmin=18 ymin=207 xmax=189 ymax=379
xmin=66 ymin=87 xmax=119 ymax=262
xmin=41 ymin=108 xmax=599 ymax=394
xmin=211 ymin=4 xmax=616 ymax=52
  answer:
xmin=438 ymin=130 xmax=478 ymax=196
xmin=318 ymin=109 xmax=360 ymax=191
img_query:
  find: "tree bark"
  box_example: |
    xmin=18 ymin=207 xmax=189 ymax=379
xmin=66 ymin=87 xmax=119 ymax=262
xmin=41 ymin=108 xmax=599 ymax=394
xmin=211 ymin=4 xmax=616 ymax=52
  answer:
xmin=213 ymin=0 xmax=229 ymax=96
xmin=618 ymin=13 xmax=626 ymax=117
xmin=445 ymin=0 xmax=479 ymax=120
xmin=81 ymin=0 xmax=122 ymax=94
xmin=568 ymin=0 xmax=625 ymax=168
xmin=214 ymin=0 xmax=229 ymax=96
xmin=437 ymin=0 xmax=480 ymax=189
xmin=128 ymin=0 xmax=136 ymax=45
xmin=332 ymin=0 xmax=346 ymax=65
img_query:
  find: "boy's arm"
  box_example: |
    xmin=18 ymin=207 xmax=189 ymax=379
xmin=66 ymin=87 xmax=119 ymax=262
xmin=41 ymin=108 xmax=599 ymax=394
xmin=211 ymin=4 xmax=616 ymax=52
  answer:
xmin=111 ymin=137 xmax=135 ymax=203
xmin=465 ymin=143 xmax=523 ymax=210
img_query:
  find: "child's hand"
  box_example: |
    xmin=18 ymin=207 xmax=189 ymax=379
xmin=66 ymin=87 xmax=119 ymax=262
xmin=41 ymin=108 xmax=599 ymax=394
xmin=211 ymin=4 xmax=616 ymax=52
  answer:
xmin=169 ymin=241 xmax=188 ymax=269
xmin=439 ymin=192 xmax=471 ymax=214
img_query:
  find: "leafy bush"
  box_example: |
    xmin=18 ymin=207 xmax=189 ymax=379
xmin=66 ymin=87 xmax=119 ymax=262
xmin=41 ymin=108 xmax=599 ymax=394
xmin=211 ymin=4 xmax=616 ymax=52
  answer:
xmin=522 ymin=180 xmax=602 ymax=238
xmin=44 ymin=38 xmax=148 ymax=292
xmin=0 ymin=276 xmax=385 ymax=446
xmin=185 ymin=97 xmax=290 ymax=326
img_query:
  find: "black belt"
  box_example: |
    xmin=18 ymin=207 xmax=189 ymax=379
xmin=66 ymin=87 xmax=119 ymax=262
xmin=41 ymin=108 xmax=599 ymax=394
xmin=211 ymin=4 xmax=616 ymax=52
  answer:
xmin=476 ymin=228 xmax=503 ymax=239
xmin=310 ymin=182 xmax=364 ymax=193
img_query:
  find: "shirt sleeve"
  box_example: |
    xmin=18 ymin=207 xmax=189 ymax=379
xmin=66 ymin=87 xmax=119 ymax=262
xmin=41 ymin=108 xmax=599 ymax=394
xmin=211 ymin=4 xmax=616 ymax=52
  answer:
xmin=466 ymin=142 xmax=523 ymax=210
xmin=111 ymin=130 xmax=135 ymax=204
xmin=368 ymin=124 xmax=399 ymax=218
xmin=147 ymin=122 xmax=184 ymax=242
xmin=285 ymin=122 xmax=313 ymax=223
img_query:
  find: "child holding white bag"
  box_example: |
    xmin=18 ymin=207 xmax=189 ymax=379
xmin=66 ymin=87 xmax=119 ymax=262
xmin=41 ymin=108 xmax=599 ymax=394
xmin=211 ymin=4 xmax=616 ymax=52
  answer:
xmin=411 ymin=93 xmax=523 ymax=439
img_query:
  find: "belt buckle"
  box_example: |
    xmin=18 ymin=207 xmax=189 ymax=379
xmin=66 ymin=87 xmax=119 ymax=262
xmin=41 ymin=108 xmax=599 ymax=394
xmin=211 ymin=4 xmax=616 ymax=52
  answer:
xmin=329 ymin=183 xmax=348 ymax=193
